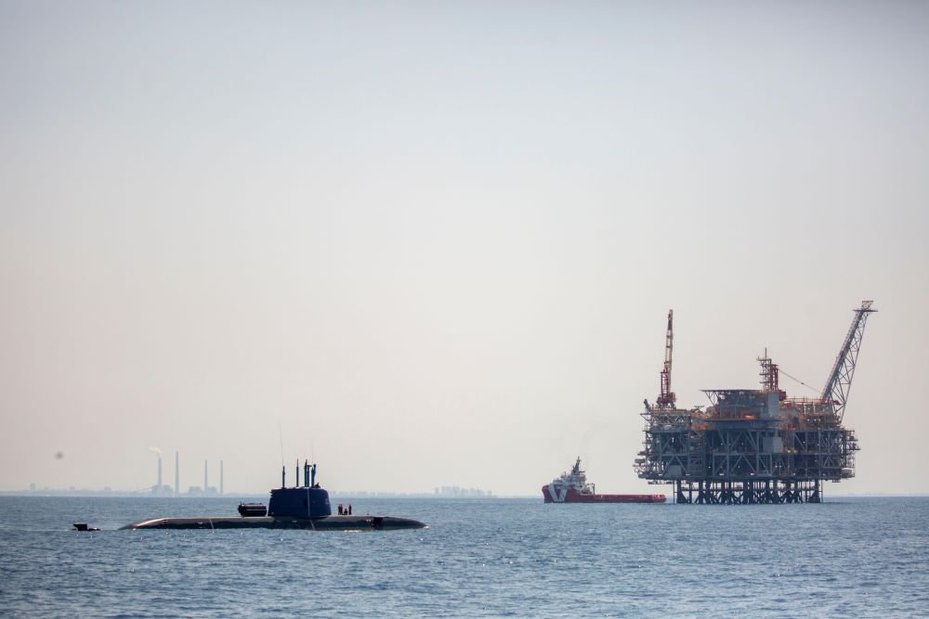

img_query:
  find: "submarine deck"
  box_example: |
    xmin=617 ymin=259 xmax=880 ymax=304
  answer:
xmin=121 ymin=515 xmax=426 ymax=531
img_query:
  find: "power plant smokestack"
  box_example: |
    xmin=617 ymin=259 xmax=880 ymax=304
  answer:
xmin=174 ymin=451 xmax=179 ymax=497
xmin=149 ymin=447 xmax=163 ymax=495
xmin=203 ymin=459 xmax=208 ymax=492
xmin=220 ymin=460 xmax=224 ymax=495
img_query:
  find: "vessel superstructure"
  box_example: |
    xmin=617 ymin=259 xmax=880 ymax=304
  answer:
xmin=543 ymin=457 xmax=666 ymax=503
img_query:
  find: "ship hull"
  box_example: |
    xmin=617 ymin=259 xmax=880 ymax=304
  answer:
xmin=543 ymin=486 xmax=666 ymax=504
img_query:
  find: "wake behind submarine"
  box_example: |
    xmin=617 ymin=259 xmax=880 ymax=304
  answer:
xmin=120 ymin=462 xmax=426 ymax=531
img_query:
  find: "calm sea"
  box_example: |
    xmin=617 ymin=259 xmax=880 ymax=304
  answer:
xmin=0 ymin=495 xmax=927 ymax=617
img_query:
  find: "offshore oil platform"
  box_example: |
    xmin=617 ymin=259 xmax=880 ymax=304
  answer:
xmin=635 ymin=301 xmax=876 ymax=504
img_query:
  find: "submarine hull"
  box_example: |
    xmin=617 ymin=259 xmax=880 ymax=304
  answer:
xmin=120 ymin=515 xmax=426 ymax=531
xmin=118 ymin=462 xmax=426 ymax=531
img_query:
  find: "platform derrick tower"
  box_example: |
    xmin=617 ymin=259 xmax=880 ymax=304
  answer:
xmin=634 ymin=310 xmax=708 ymax=491
xmin=656 ymin=310 xmax=676 ymax=409
xmin=635 ymin=301 xmax=875 ymax=504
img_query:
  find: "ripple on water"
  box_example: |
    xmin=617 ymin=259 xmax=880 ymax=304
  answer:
xmin=1 ymin=497 xmax=928 ymax=617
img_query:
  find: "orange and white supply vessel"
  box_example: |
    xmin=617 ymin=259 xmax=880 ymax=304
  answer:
xmin=543 ymin=458 xmax=666 ymax=504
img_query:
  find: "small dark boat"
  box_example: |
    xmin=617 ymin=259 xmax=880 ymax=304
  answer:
xmin=121 ymin=462 xmax=426 ymax=531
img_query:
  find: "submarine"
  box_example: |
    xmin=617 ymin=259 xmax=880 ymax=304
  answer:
xmin=120 ymin=461 xmax=426 ymax=531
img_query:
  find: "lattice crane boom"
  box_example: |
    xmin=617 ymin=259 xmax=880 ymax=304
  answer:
xmin=821 ymin=300 xmax=876 ymax=422
xmin=656 ymin=309 xmax=676 ymax=408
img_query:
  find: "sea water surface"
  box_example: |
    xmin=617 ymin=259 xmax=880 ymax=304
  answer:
xmin=1 ymin=495 xmax=927 ymax=617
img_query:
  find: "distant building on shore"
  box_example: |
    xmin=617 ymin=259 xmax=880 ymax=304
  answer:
xmin=434 ymin=486 xmax=493 ymax=498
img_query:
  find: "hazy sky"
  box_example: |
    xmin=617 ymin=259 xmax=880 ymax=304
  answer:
xmin=1 ymin=1 xmax=927 ymax=496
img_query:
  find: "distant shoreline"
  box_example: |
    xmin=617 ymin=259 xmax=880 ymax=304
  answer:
xmin=0 ymin=490 xmax=530 ymax=499
xmin=1 ymin=491 xmax=926 ymax=499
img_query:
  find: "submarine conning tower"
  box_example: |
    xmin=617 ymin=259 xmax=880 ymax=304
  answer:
xmin=268 ymin=460 xmax=332 ymax=518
